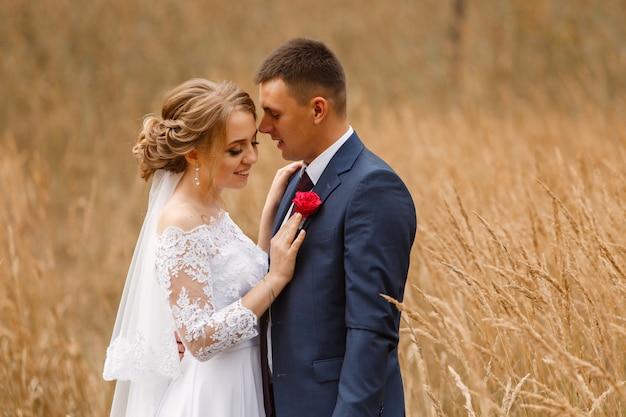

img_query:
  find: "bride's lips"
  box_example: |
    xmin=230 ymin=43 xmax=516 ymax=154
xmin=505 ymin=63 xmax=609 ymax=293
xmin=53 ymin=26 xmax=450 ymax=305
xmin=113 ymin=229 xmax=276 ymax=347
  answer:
xmin=235 ymin=170 xmax=250 ymax=177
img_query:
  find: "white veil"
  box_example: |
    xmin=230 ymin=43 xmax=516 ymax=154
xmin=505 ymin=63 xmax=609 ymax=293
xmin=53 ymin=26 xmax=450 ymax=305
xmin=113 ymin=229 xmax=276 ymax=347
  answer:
xmin=103 ymin=169 xmax=184 ymax=417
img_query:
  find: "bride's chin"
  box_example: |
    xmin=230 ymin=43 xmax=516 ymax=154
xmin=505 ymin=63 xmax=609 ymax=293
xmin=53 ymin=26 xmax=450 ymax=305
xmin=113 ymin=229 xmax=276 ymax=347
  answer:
xmin=231 ymin=181 xmax=248 ymax=190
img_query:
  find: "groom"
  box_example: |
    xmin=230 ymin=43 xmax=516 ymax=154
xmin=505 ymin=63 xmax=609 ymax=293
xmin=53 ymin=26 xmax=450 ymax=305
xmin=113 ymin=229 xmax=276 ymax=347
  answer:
xmin=255 ymin=38 xmax=417 ymax=417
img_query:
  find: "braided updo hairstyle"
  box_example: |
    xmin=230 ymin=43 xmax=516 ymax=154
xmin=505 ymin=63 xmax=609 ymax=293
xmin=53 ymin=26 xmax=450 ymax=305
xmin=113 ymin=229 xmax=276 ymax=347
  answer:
xmin=133 ymin=78 xmax=257 ymax=180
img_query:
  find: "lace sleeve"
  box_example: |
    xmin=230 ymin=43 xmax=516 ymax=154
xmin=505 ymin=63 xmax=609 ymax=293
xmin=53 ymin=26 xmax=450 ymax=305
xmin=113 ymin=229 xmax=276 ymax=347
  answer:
xmin=155 ymin=227 xmax=259 ymax=361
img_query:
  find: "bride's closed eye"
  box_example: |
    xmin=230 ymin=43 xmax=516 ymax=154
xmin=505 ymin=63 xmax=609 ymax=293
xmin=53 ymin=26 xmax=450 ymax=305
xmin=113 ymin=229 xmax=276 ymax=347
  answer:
xmin=228 ymin=141 xmax=259 ymax=156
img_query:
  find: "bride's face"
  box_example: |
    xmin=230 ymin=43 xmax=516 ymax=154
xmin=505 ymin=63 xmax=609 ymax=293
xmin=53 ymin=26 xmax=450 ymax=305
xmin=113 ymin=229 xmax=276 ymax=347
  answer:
xmin=213 ymin=110 xmax=259 ymax=191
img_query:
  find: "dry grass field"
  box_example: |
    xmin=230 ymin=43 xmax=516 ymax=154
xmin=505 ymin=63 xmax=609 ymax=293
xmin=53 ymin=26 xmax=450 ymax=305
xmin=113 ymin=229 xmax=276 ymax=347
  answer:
xmin=1 ymin=0 xmax=625 ymax=415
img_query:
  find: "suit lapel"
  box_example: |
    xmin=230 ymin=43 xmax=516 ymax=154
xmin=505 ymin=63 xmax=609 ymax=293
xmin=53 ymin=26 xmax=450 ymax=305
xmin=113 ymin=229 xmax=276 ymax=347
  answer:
xmin=272 ymin=173 xmax=299 ymax=235
xmin=301 ymin=132 xmax=364 ymax=230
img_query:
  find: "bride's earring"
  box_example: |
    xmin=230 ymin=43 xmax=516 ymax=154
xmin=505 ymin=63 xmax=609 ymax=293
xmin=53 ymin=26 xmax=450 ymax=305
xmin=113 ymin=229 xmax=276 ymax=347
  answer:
xmin=194 ymin=163 xmax=200 ymax=186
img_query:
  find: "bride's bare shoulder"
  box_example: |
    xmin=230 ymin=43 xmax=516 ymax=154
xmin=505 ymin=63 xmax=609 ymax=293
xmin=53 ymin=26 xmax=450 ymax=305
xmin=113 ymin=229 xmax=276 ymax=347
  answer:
xmin=157 ymin=198 xmax=203 ymax=235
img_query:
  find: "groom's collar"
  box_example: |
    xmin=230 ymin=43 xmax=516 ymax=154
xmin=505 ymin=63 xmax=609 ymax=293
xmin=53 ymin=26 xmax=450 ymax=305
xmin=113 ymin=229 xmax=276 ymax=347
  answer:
xmin=303 ymin=126 xmax=353 ymax=184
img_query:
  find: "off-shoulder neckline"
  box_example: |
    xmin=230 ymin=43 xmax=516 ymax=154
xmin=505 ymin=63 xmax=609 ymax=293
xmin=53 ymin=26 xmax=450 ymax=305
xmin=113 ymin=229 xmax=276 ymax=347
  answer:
xmin=158 ymin=210 xmax=228 ymax=237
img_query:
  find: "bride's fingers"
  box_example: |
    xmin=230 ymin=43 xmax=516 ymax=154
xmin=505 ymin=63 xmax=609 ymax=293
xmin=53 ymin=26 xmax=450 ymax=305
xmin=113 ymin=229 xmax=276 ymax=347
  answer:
xmin=267 ymin=162 xmax=303 ymax=202
xmin=285 ymin=214 xmax=306 ymax=249
xmin=285 ymin=161 xmax=302 ymax=174
xmin=285 ymin=213 xmax=302 ymax=236
xmin=275 ymin=162 xmax=302 ymax=182
xmin=274 ymin=213 xmax=302 ymax=244
xmin=280 ymin=161 xmax=302 ymax=174
xmin=290 ymin=228 xmax=306 ymax=249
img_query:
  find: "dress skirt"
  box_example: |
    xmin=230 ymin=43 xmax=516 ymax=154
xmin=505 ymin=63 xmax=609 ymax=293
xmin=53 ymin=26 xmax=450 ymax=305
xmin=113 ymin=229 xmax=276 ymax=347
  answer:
xmin=156 ymin=337 xmax=265 ymax=417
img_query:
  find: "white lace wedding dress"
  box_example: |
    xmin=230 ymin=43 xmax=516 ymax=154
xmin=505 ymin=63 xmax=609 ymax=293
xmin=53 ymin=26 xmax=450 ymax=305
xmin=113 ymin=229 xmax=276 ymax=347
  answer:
xmin=153 ymin=211 xmax=268 ymax=417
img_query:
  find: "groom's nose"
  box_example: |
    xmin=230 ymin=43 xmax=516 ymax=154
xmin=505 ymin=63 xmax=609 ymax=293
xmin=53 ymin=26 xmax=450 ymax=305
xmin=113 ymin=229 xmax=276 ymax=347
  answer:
xmin=258 ymin=114 xmax=273 ymax=134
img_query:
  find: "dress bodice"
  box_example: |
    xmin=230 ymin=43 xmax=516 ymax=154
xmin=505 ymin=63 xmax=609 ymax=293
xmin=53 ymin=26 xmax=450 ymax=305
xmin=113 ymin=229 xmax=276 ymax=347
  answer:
xmin=155 ymin=211 xmax=268 ymax=361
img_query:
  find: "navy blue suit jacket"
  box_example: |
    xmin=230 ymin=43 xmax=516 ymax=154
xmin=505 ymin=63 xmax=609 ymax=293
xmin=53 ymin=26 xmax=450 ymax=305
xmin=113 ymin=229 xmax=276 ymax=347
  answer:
xmin=269 ymin=132 xmax=417 ymax=417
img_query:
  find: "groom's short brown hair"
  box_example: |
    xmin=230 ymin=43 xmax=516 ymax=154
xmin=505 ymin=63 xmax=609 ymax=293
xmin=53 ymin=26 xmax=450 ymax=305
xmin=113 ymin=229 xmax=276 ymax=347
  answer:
xmin=254 ymin=37 xmax=347 ymax=117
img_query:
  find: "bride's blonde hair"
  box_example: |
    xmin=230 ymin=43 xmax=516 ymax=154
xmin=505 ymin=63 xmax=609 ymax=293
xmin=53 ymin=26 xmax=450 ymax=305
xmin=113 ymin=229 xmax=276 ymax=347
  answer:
xmin=133 ymin=78 xmax=257 ymax=183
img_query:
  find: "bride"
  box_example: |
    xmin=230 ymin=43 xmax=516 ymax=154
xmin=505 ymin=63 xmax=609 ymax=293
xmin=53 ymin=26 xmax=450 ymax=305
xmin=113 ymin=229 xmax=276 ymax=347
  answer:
xmin=102 ymin=78 xmax=305 ymax=417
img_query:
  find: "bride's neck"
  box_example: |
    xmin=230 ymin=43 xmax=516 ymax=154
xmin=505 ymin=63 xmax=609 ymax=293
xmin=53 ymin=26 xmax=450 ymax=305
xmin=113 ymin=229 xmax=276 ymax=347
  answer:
xmin=178 ymin=172 xmax=222 ymax=212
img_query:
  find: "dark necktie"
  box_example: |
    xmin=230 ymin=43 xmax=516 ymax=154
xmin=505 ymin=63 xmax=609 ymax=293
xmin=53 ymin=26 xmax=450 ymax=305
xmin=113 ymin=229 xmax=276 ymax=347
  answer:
xmin=260 ymin=313 xmax=273 ymax=416
xmin=289 ymin=170 xmax=314 ymax=217
xmin=296 ymin=170 xmax=314 ymax=192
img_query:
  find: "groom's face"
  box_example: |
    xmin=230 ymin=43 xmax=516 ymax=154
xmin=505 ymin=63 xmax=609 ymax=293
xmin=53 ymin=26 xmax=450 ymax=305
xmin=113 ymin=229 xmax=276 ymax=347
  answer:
xmin=258 ymin=78 xmax=317 ymax=163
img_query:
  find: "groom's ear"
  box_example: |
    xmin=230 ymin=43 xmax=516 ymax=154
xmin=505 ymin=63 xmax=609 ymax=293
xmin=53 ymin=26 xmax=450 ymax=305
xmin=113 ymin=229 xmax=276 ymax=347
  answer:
xmin=311 ymin=97 xmax=328 ymax=125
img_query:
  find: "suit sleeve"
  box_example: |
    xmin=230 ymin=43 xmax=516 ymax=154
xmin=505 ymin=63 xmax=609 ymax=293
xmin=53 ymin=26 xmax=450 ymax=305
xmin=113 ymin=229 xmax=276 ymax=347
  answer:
xmin=333 ymin=169 xmax=416 ymax=417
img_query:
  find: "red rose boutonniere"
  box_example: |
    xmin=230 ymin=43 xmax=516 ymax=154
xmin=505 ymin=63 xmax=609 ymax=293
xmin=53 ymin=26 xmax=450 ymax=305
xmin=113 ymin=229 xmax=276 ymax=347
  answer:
xmin=292 ymin=191 xmax=322 ymax=218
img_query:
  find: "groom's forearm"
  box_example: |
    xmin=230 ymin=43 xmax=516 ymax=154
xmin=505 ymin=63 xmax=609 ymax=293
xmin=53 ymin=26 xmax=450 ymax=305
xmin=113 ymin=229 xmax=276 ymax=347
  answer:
xmin=333 ymin=328 xmax=392 ymax=417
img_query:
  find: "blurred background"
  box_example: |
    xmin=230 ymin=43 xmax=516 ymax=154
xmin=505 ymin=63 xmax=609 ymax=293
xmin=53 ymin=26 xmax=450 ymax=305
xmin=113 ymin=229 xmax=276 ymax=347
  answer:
xmin=1 ymin=0 xmax=625 ymax=415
